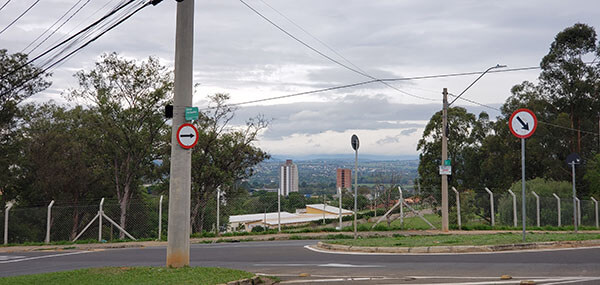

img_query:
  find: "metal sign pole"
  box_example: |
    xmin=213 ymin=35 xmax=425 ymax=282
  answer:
xmin=571 ymin=162 xmax=577 ymax=233
xmin=521 ymin=138 xmax=526 ymax=242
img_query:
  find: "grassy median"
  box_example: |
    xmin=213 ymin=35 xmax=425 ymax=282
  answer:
xmin=327 ymin=232 xmax=600 ymax=247
xmin=0 ymin=267 xmax=255 ymax=285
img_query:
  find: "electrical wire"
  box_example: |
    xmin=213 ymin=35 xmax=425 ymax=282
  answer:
xmin=0 ymin=0 xmax=41 ymax=36
xmin=0 ymin=0 xmax=159 ymax=99
xmin=0 ymin=0 xmax=136 ymax=81
xmin=255 ymin=0 xmax=436 ymax=102
xmin=22 ymin=0 xmax=93 ymax=55
xmin=239 ymin=0 xmax=436 ymax=102
xmin=0 ymin=0 xmax=12 ymax=12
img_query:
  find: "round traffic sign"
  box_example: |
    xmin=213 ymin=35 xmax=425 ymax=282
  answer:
xmin=351 ymin=134 xmax=359 ymax=151
xmin=509 ymin=108 xmax=537 ymax=139
xmin=176 ymin=123 xmax=199 ymax=149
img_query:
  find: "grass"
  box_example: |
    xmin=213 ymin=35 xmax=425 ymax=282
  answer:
xmin=327 ymin=232 xmax=600 ymax=248
xmin=0 ymin=267 xmax=255 ymax=285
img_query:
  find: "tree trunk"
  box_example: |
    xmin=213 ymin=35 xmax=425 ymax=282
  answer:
xmin=70 ymin=207 xmax=80 ymax=241
xmin=577 ymin=118 xmax=581 ymax=153
xmin=119 ymin=183 xmax=130 ymax=239
xmin=191 ymin=194 xmax=202 ymax=233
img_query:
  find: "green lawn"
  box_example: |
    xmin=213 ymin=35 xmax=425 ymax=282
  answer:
xmin=0 ymin=267 xmax=255 ymax=285
xmin=327 ymin=232 xmax=600 ymax=247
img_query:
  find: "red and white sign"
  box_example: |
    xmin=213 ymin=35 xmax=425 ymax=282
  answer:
xmin=509 ymin=108 xmax=537 ymax=139
xmin=176 ymin=123 xmax=199 ymax=149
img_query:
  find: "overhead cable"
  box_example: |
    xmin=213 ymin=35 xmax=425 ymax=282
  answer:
xmin=239 ymin=0 xmax=436 ymax=102
xmin=0 ymin=0 xmax=42 ymax=36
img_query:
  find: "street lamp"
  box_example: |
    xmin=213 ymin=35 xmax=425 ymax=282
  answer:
xmin=440 ymin=64 xmax=506 ymax=232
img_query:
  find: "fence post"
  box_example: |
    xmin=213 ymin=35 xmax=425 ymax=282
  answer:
xmin=553 ymin=193 xmax=561 ymax=227
xmin=158 ymin=195 xmax=163 ymax=241
xmin=452 ymin=187 xmax=461 ymax=230
xmin=45 ymin=200 xmax=55 ymax=244
xmin=485 ymin=187 xmax=494 ymax=227
xmin=575 ymin=197 xmax=581 ymax=227
xmin=398 ymin=186 xmax=403 ymax=226
xmin=591 ymin=197 xmax=599 ymax=229
xmin=338 ymin=187 xmax=342 ymax=231
xmin=4 ymin=202 xmax=13 ymax=245
xmin=507 ymin=190 xmax=517 ymax=227
xmin=277 ymin=188 xmax=281 ymax=232
xmin=531 ymin=191 xmax=540 ymax=227
xmin=98 ymin=198 xmax=104 ymax=242
xmin=216 ymin=187 xmax=220 ymax=236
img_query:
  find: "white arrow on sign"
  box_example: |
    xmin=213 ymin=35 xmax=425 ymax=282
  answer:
xmin=176 ymin=123 xmax=199 ymax=149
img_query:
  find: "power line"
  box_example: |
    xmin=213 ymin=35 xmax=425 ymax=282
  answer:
xmin=447 ymin=93 xmax=600 ymax=136
xmin=239 ymin=0 xmax=436 ymax=102
xmin=0 ymin=0 xmax=162 ymax=99
xmin=0 ymin=0 xmax=41 ymax=36
xmin=202 ymin=79 xmax=379 ymax=111
xmin=0 ymin=0 xmax=13 ymax=12
xmin=0 ymin=0 xmax=136 ymax=81
xmin=22 ymin=0 xmax=93 ymax=55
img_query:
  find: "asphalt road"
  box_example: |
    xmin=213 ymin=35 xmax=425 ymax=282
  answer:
xmin=1 ymin=240 xmax=599 ymax=284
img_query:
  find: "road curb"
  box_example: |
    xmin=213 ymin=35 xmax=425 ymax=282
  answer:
xmin=316 ymin=239 xmax=600 ymax=254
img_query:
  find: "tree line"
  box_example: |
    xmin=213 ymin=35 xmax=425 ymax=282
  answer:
xmin=417 ymin=23 xmax=600 ymax=210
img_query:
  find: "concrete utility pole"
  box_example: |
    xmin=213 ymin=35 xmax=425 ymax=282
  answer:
xmin=167 ymin=0 xmax=194 ymax=268
xmin=441 ymin=88 xmax=449 ymax=232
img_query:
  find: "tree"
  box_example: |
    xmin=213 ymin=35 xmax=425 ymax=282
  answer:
xmin=189 ymin=93 xmax=269 ymax=233
xmin=14 ymin=104 xmax=110 ymax=239
xmin=540 ymin=23 xmax=600 ymax=155
xmin=66 ymin=53 xmax=172 ymax=238
xmin=0 ymin=50 xmax=51 ymax=199
xmin=416 ymin=106 xmax=482 ymax=204
xmin=584 ymin=154 xmax=600 ymax=199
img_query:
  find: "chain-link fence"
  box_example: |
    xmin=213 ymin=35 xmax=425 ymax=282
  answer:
xmin=2 ymin=188 xmax=598 ymax=245
xmin=448 ymin=189 xmax=599 ymax=230
xmin=2 ymin=197 xmax=168 ymax=245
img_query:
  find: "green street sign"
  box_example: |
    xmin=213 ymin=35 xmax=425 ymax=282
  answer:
xmin=444 ymin=159 xmax=451 ymax=166
xmin=185 ymin=107 xmax=199 ymax=121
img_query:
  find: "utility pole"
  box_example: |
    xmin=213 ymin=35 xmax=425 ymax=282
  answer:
xmin=441 ymin=88 xmax=449 ymax=232
xmin=167 ymin=0 xmax=194 ymax=268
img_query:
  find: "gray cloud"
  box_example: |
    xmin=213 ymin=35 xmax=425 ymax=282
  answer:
xmin=229 ymin=95 xmax=500 ymax=139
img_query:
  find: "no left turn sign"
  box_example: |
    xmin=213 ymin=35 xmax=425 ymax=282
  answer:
xmin=176 ymin=123 xmax=199 ymax=149
xmin=509 ymin=108 xmax=537 ymax=139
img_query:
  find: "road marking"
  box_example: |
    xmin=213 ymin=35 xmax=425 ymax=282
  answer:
xmin=305 ymin=244 xmax=600 ymax=256
xmin=0 ymin=255 xmax=25 ymax=261
xmin=0 ymin=251 xmax=94 ymax=264
xmin=254 ymin=263 xmax=383 ymax=268
xmin=395 ymin=276 xmax=600 ymax=285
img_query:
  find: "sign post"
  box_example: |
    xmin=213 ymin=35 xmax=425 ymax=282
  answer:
xmin=509 ymin=108 xmax=537 ymax=242
xmin=566 ymin=153 xmax=581 ymax=233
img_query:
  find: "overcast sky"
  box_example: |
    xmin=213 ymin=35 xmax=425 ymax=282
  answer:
xmin=1 ymin=0 xmax=599 ymax=159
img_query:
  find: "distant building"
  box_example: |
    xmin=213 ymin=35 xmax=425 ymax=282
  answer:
xmin=336 ymin=168 xmax=351 ymax=190
xmin=228 ymin=204 xmax=353 ymax=232
xmin=279 ymin=159 xmax=298 ymax=196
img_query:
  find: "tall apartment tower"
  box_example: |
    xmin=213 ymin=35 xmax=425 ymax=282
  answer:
xmin=336 ymin=168 xmax=351 ymax=190
xmin=279 ymin=160 xmax=299 ymax=196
